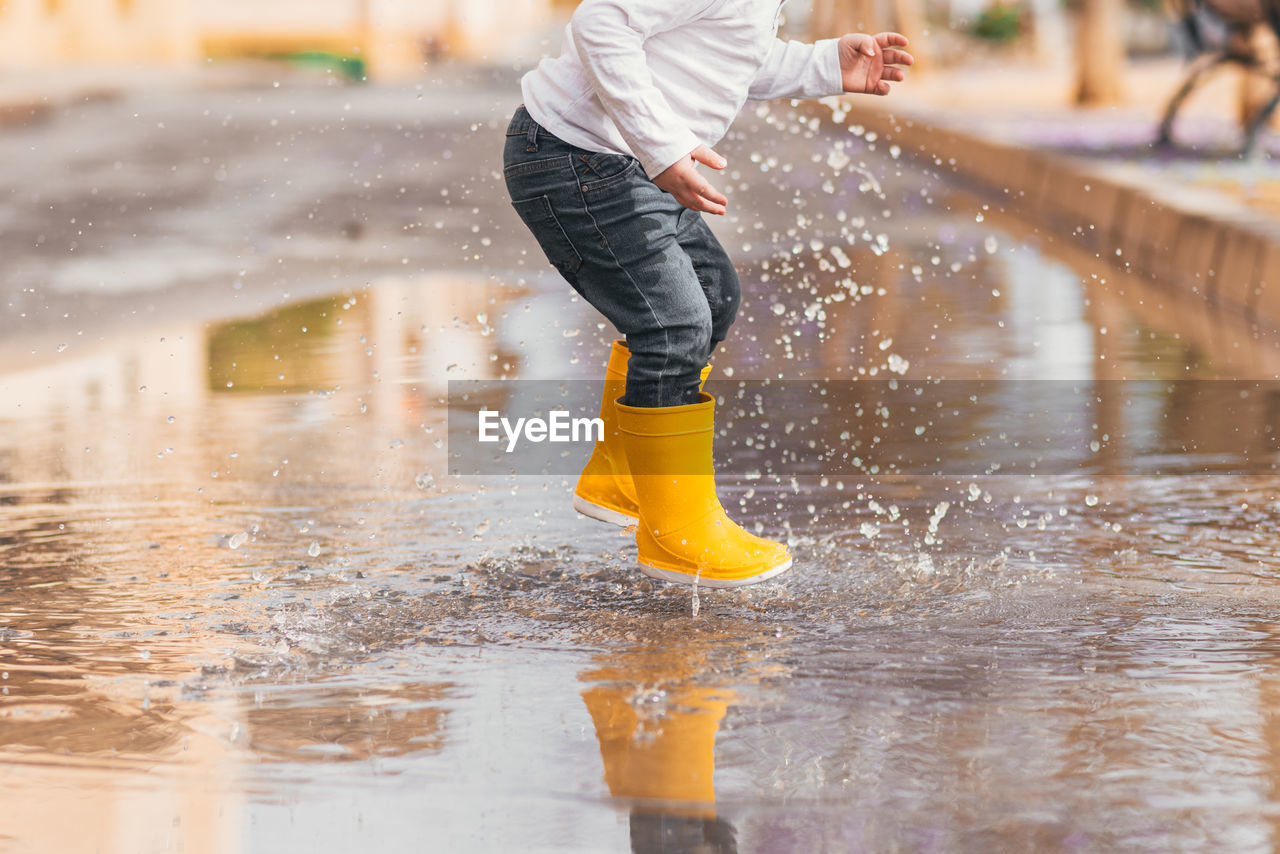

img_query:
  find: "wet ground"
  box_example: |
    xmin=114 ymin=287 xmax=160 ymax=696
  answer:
xmin=5 ymin=66 xmax=1280 ymax=853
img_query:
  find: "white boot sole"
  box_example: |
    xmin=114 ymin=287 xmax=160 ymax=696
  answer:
xmin=572 ymin=493 xmax=638 ymax=527
xmin=637 ymin=557 xmax=794 ymax=589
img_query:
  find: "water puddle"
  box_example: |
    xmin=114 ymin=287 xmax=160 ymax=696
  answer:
xmin=4 ymin=96 xmax=1280 ymax=852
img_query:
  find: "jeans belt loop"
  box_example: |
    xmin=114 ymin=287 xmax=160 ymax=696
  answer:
xmin=526 ymin=117 xmax=539 ymax=152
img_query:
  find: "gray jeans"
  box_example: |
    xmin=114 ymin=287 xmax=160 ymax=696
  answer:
xmin=502 ymin=106 xmax=740 ymax=407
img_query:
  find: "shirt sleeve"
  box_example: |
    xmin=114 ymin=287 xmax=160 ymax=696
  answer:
xmin=570 ymin=0 xmax=721 ymax=178
xmin=747 ymin=37 xmax=845 ymax=102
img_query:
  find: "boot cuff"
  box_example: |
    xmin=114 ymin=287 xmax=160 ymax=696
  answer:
xmin=614 ymin=393 xmax=715 ymax=437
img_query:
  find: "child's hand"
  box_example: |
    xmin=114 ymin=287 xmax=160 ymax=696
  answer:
xmin=653 ymin=145 xmax=729 ymax=215
xmin=838 ymin=33 xmax=913 ymax=96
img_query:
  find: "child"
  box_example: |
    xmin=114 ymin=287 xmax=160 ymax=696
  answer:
xmin=503 ymin=0 xmax=912 ymax=588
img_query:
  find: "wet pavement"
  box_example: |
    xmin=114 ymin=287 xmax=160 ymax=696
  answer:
xmin=6 ymin=68 xmax=1280 ymax=852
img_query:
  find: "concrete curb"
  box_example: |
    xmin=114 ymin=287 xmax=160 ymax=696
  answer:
xmin=0 ymin=95 xmax=54 ymax=127
xmin=834 ymin=103 xmax=1280 ymax=331
xmin=0 ymin=85 xmax=122 ymax=128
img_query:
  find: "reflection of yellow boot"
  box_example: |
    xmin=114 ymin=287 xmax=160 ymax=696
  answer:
xmin=582 ymin=683 xmax=728 ymax=813
xmin=573 ymin=341 xmax=710 ymax=527
xmin=583 ymin=652 xmax=744 ymax=853
xmin=616 ymin=393 xmax=792 ymax=588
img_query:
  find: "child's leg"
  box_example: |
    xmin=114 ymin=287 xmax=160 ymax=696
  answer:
xmin=580 ymin=190 xmax=713 ymax=408
xmin=674 ymin=210 xmax=742 ymax=361
xmin=502 ymin=108 xmax=713 ymax=408
xmin=503 ymin=108 xmax=791 ymax=586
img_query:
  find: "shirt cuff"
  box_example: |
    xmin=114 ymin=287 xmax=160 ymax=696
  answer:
xmin=815 ymin=38 xmax=844 ymax=98
xmin=637 ymin=128 xmax=703 ymax=179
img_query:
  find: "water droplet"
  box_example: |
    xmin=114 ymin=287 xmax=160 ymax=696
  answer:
xmin=307 ymin=541 xmax=321 ymax=558
xmin=227 ymin=532 xmax=249 ymax=549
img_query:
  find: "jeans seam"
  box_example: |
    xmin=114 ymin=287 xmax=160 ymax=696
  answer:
xmin=576 ymin=172 xmax=666 ymax=340
xmin=659 ymin=328 xmax=669 ymax=406
xmin=577 ymin=173 xmax=671 ymax=406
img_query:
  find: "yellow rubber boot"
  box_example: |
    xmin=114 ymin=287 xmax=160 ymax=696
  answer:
xmin=572 ymin=340 xmax=638 ymax=526
xmin=615 ymin=392 xmax=793 ymax=588
xmin=573 ymin=342 xmax=712 ymax=527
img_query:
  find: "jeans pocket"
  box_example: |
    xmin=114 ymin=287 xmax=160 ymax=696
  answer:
xmin=579 ymin=152 xmax=642 ymax=194
xmin=511 ymin=195 xmax=583 ymax=279
xmin=579 ymin=150 xmax=636 ymax=181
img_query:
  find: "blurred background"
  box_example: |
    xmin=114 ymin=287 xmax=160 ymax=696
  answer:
xmin=8 ymin=2 xmax=1280 ymax=854
xmin=0 ymin=0 xmax=1256 ymax=106
xmin=5 ymin=0 xmax=1278 ymax=150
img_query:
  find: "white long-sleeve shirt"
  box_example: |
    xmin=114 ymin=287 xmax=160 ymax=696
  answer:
xmin=521 ymin=0 xmax=845 ymax=179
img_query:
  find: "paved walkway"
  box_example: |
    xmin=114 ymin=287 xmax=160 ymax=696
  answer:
xmin=863 ymin=55 xmax=1280 ymax=217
